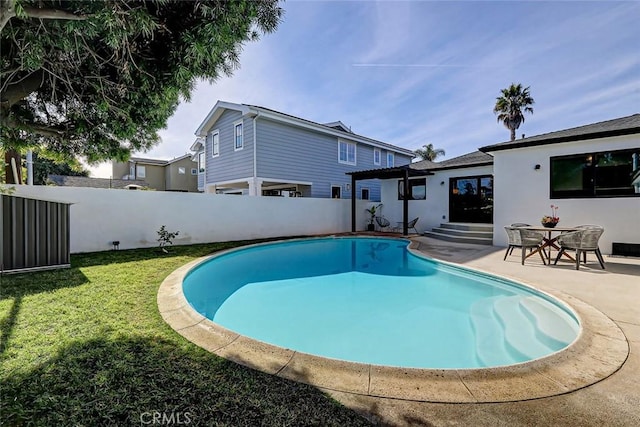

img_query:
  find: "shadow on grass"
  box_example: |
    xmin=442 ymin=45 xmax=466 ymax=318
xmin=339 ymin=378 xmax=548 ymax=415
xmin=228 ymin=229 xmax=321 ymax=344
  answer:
xmin=0 ymin=336 xmax=373 ymax=426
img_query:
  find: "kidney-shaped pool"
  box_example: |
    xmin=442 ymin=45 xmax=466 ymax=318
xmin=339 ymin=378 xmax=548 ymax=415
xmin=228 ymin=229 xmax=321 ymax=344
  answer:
xmin=182 ymin=237 xmax=580 ymax=369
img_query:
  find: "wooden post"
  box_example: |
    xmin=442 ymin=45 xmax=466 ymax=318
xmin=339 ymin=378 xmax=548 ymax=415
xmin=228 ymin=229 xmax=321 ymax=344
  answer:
xmin=403 ymin=168 xmax=409 ymax=236
xmin=351 ymin=174 xmax=357 ymax=232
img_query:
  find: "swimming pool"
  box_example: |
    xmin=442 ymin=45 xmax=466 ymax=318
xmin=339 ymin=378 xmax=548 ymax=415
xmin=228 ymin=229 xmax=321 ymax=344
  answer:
xmin=183 ymin=237 xmax=580 ymax=369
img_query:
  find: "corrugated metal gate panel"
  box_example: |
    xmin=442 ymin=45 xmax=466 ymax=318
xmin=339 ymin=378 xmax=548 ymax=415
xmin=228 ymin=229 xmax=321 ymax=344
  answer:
xmin=1 ymin=195 xmax=70 ymax=273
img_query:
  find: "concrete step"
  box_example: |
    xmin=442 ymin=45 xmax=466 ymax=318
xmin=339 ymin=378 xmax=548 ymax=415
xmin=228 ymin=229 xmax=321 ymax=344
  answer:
xmin=431 ymin=227 xmax=493 ymax=239
xmin=439 ymin=222 xmax=494 ymax=232
xmin=423 ymin=230 xmax=493 ymax=245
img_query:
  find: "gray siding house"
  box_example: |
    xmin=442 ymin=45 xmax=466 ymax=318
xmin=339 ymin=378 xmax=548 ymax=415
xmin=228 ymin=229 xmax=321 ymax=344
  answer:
xmin=191 ymin=101 xmax=414 ymax=200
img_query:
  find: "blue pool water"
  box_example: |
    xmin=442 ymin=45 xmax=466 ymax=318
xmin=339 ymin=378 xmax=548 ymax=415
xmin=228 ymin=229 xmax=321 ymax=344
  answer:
xmin=183 ymin=237 xmax=580 ymax=369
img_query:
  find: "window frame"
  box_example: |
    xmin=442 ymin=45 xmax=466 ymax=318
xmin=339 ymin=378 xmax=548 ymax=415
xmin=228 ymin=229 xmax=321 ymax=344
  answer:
xmin=211 ymin=129 xmax=220 ymax=157
xmin=198 ymin=152 xmax=205 ymax=174
xmin=136 ymin=165 xmax=146 ymax=179
xmin=233 ymin=121 xmax=243 ymax=151
xmin=361 ymin=188 xmax=370 ymax=200
xmin=338 ymin=139 xmax=357 ymax=165
xmin=550 ymin=148 xmax=640 ymax=199
xmin=178 ymin=167 xmax=186 ymax=175
xmin=397 ymin=178 xmax=426 ymax=200
xmin=191 ymin=168 xmax=197 ymax=175
xmin=373 ymin=148 xmax=381 ymax=166
xmin=387 ymin=152 xmax=395 ymax=167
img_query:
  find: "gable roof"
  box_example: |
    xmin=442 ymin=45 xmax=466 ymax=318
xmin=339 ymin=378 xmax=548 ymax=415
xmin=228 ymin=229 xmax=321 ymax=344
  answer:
xmin=127 ymin=154 xmax=194 ymax=166
xmin=412 ymin=151 xmax=493 ymax=171
xmin=195 ymin=101 xmax=415 ymax=157
xmin=480 ymin=113 xmax=640 ymax=153
xmin=48 ymin=175 xmax=148 ymax=189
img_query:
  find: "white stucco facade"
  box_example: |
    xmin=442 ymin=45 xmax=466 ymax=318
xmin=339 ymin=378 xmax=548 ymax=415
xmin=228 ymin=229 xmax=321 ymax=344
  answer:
xmin=489 ymin=134 xmax=640 ymax=253
xmin=379 ymin=165 xmax=494 ymax=234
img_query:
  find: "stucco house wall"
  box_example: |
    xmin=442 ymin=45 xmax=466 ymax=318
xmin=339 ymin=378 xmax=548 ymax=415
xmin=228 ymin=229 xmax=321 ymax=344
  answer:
xmin=379 ymin=164 xmax=493 ymax=233
xmin=490 ymin=133 xmax=639 ymax=254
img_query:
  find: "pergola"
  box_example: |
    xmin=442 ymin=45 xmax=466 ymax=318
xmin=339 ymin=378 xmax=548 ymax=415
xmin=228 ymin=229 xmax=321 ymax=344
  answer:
xmin=347 ymin=165 xmax=433 ymax=236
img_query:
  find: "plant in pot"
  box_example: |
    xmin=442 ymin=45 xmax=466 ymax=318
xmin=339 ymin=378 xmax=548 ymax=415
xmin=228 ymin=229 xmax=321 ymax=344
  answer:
xmin=541 ymin=204 xmax=560 ymax=228
xmin=365 ymin=204 xmax=383 ymax=231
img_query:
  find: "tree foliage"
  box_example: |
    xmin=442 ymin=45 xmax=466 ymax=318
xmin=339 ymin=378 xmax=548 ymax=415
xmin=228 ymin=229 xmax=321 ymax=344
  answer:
xmin=414 ymin=143 xmax=445 ymax=161
xmin=0 ymin=0 xmax=283 ymax=161
xmin=31 ymin=151 xmax=89 ymax=185
xmin=493 ymin=83 xmax=534 ymax=141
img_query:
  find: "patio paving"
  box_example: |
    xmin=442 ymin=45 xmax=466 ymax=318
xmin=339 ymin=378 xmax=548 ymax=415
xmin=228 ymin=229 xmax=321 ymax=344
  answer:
xmin=327 ymin=236 xmax=640 ymax=426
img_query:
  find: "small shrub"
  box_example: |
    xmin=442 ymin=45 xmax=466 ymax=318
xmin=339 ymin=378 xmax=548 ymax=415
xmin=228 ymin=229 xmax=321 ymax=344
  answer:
xmin=157 ymin=225 xmax=179 ymax=253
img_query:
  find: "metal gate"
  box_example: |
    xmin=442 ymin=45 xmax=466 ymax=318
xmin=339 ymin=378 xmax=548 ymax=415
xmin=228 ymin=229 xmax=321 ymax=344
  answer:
xmin=1 ymin=194 xmax=71 ymax=273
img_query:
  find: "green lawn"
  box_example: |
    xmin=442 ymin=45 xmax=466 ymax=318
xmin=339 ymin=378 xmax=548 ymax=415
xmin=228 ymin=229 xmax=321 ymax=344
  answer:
xmin=0 ymin=242 xmax=372 ymax=426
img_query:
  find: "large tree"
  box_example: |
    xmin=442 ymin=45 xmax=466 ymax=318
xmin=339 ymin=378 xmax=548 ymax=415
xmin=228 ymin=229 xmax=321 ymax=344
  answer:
xmin=493 ymin=83 xmax=534 ymax=141
xmin=414 ymin=143 xmax=445 ymax=161
xmin=0 ymin=0 xmax=283 ymax=163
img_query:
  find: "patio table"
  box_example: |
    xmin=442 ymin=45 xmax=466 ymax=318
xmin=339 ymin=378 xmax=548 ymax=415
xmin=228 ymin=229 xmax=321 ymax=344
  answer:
xmin=517 ymin=226 xmax=578 ymax=265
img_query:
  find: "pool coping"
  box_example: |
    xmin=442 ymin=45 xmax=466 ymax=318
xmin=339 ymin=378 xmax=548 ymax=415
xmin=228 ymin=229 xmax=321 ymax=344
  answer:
xmin=157 ymin=237 xmax=629 ymax=403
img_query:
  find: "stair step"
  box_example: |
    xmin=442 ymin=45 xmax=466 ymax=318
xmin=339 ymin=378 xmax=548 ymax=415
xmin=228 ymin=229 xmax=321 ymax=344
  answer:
xmin=470 ymin=297 xmax=517 ymax=367
xmin=432 ymin=227 xmax=493 ymax=239
xmin=494 ymin=296 xmax=555 ymax=360
xmin=423 ymin=231 xmax=493 ymax=246
xmin=440 ymin=223 xmax=494 ymax=232
xmin=519 ymin=297 xmax=579 ymax=348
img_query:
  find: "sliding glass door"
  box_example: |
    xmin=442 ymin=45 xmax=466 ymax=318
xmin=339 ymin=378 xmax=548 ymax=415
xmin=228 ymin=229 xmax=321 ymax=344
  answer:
xmin=449 ymin=175 xmax=493 ymax=223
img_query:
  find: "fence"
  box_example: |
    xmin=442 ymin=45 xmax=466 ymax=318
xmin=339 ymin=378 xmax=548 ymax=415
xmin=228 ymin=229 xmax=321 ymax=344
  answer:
xmin=1 ymin=194 xmax=71 ymax=273
xmin=11 ymin=186 xmax=371 ymax=254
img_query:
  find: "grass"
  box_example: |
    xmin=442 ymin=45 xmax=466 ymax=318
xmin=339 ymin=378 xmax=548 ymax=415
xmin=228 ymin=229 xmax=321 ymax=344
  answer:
xmin=0 ymin=242 xmax=372 ymax=426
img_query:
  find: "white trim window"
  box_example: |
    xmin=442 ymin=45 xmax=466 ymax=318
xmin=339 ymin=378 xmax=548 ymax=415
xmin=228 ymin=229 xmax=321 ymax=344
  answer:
xmin=136 ymin=165 xmax=146 ymax=179
xmin=233 ymin=121 xmax=243 ymax=151
xmin=338 ymin=140 xmax=356 ymax=165
xmin=212 ymin=130 xmax=220 ymax=157
xmin=373 ymin=148 xmax=381 ymax=166
xmin=191 ymin=168 xmax=197 ymax=175
xmin=387 ymin=152 xmax=395 ymax=167
xmin=198 ymin=151 xmax=205 ymax=173
xmin=361 ymin=188 xmax=370 ymax=200
xmin=178 ymin=167 xmax=186 ymax=175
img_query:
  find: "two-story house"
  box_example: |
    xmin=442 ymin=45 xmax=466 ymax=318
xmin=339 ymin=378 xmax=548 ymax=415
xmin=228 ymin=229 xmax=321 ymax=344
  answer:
xmin=112 ymin=154 xmax=198 ymax=192
xmin=191 ymin=101 xmax=414 ymax=200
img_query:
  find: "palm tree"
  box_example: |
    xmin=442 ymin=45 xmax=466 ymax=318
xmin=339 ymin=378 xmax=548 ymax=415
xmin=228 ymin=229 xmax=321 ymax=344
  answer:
xmin=414 ymin=143 xmax=446 ymax=161
xmin=493 ymin=83 xmax=534 ymax=141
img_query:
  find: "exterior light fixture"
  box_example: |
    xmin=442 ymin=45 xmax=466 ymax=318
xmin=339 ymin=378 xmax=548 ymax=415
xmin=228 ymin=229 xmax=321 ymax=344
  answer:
xmin=534 ymin=164 xmax=541 ymax=170
xmin=112 ymin=240 xmax=120 ymax=250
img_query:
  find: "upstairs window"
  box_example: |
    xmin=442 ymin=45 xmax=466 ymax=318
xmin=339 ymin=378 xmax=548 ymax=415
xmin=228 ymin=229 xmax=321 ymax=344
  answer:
xmin=198 ymin=152 xmax=205 ymax=173
xmin=191 ymin=168 xmax=197 ymax=175
xmin=212 ymin=130 xmax=220 ymax=157
xmin=178 ymin=167 xmax=185 ymax=175
xmin=234 ymin=121 xmax=243 ymax=151
xmin=550 ymin=148 xmax=640 ymax=198
xmin=387 ymin=152 xmax=395 ymax=167
xmin=374 ymin=148 xmax=381 ymax=166
xmin=338 ymin=140 xmax=356 ymax=165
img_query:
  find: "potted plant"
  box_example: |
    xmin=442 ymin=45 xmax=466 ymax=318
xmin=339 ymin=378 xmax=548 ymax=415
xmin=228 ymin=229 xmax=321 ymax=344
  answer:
xmin=365 ymin=204 xmax=383 ymax=231
xmin=541 ymin=204 xmax=560 ymax=228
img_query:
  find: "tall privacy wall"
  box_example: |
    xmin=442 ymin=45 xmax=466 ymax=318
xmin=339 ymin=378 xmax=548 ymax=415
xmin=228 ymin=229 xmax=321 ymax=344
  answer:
xmin=12 ymin=186 xmax=370 ymax=253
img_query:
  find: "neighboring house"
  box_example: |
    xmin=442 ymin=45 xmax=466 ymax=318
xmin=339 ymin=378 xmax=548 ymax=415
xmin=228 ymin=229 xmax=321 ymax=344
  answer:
xmin=47 ymin=175 xmax=149 ymax=190
xmin=366 ymin=113 xmax=639 ymax=254
xmin=112 ymin=154 xmax=198 ymax=192
xmin=191 ymin=101 xmax=415 ymax=200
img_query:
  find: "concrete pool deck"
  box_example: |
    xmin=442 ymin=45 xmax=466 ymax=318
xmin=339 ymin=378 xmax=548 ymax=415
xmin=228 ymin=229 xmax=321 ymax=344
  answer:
xmin=158 ymin=236 xmax=639 ymax=425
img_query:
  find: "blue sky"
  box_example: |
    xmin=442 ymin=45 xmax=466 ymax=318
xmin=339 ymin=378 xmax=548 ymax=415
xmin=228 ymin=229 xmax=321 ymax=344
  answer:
xmin=91 ymin=0 xmax=639 ymax=177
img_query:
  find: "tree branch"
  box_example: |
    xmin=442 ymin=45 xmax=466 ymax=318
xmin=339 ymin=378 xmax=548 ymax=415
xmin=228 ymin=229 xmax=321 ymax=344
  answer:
xmin=0 ymin=0 xmax=16 ymax=32
xmin=0 ymin=70 xmax=45 ymax=109
xmin=22 ymin=6 xmax=89 ymax=22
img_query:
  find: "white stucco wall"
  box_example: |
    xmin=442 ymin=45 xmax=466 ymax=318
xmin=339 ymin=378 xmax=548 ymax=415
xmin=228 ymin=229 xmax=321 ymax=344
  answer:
xmin=11 ymin=186 xmax=371 ymax=253
xmin=490 ymin=134 xmax=640 ymax=253
xmin=380 ymin=165 xmax=494 ymax=234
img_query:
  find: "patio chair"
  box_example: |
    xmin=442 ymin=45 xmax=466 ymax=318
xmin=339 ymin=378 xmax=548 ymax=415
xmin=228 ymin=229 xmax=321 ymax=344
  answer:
xmin=503 ymin=226 xmax=546 ymax=265
xmin=393 ymin=217 xmax=420 ymax=234
xmin=375 ymin=216 xmax=391 ymax=232
xmin=553 ymin=225 xmax=605 ymax=270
